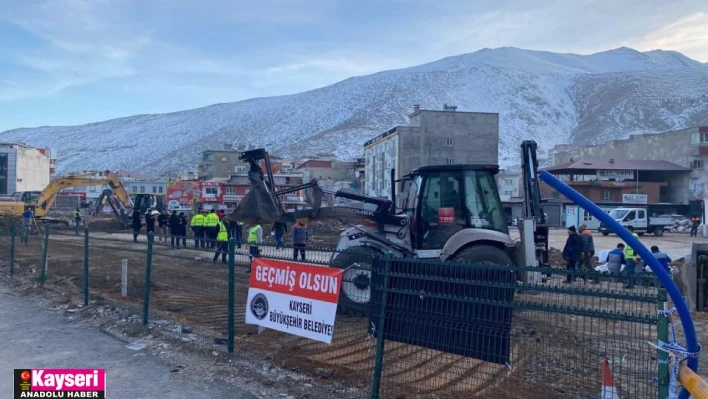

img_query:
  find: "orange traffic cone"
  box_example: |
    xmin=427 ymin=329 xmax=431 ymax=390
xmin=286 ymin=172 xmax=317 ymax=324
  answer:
xmin=601 ymin=358 xmax=619 ymax=399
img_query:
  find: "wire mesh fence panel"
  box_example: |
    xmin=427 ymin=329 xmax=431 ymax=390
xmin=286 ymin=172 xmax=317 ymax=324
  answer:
xmin=87 ymin=236 xmax=147 ymax=306
xmin=0 ymin=224 xmax=13 ymax=275
xmin=11 ymin=224 xmax=50 ymax=281
xmin=370 ymin=258 xmax=660 ymax=399
xmin=148 ymin=242 xmax=231 ymax=352
xmin=231 ymin=248 xmax=374 ymax=398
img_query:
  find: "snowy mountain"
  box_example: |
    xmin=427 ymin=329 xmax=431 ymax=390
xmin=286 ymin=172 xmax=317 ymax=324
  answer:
xmin=1 ymin=46 xmax=707 ymax=175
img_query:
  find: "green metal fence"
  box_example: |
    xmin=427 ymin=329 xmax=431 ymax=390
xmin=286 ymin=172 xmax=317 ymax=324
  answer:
xmin=0 ymin=222 xmax=667 ymax=398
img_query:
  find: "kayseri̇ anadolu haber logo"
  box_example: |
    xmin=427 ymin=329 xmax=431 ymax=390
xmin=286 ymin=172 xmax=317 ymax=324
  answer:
xmin=14 ymin=369 xmax=106 ymax=399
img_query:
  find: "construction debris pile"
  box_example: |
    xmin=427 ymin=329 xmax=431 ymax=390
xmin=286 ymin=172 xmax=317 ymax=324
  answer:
xmin=669 ymin=217 xmax=702 ymax=234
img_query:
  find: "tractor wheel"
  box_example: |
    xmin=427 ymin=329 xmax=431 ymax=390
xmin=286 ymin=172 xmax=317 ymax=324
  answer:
xmin=331 ymin=245 xmax=383 ymax=316
xmin=451 ymin=244 xmax=513 ymax=266
xmin=654 ymin=227 xmax=665 ymax=237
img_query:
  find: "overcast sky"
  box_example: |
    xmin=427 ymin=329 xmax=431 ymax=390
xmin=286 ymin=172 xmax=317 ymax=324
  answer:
xmin=0 ymin=0 xmax=706 ymax=132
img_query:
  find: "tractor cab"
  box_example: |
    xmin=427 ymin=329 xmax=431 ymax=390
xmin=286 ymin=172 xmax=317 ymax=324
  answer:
xmin=401 ymin=164 xmax=507 ymax=251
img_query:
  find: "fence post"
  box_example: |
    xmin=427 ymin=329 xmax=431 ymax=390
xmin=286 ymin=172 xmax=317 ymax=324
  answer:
xmin=371 ymin=254 xmax=391 ymax=399
xmin=658 ymin=287 xmax=670 ymax=399
xmin=9 ymin=222 xmax=16 ymax=278
xmin=143 ymin=232 xmax=154 ymax=325
xmin=228 ymin=237 xmax=236 ymax=354
xmin=39 ymin=221 xmax=50 ymax=285
xmin=83 ymin=228 xmax=90 ymax=306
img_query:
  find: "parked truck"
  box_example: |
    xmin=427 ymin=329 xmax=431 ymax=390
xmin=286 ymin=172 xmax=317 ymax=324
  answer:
xmin=598 ymin=207 xmax=673 ymax=237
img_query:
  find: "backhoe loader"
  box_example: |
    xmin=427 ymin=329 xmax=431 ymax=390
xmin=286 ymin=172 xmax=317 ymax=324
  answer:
xmin=230 ymin=142 xmax=549 ymax=313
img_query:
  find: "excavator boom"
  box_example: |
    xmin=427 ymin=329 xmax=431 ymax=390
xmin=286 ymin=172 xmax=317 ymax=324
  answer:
xmin=34 ymin=171 xmax=130 ymax=216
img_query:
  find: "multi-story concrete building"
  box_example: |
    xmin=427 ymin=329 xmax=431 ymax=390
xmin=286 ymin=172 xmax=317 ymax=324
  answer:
xmin=198 ymin=148 xmax=250 ymax=180
xmin=296 ymin=160 xmax=355 ymax=189
xmin=125 ymin=180 xmax=167 ymax=195
xmin=0 ymin=143 xmax=51 ymax=195
xmin=552 ymin=126 xmax=708 ymax=206
xmin=225 ymin=172 xmax=307 ymax=210
xmin=364 ymin=105 xmax=499 ymax=199
xmin=497 ymin=170 xmax=522 ymax=200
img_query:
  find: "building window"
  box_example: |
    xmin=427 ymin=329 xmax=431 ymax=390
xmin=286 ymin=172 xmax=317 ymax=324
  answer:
xmin=132 ymin=186 xmax=137 ymax=193
xmin=505 ymin=178 xmax=513 ymax=185
xmin=504 ymin=190 xmax=513 ymax=196
xmin=158 ymin=186 xmax=163 ymax=193
xmin=235 ymin=166 xmax=246 ymax=173
xmin=446 ymin=138 xmax=453 ymax=146
xmin=152 ymin=186 xmax=157 ymax=193
xmin=205 ymin=187 xmax=218 ymax=195
xmin=583 ymin=210 xmax=593 ymax=221
xmin=89 ymin=186 xmax=96 ymax=193
xmin=691 ymin=132 xmax=708 ymax=145
xmin=447 ymin=158 xmax=453 ymax=165
xmin=140 ymin=186 xmax=145 ymax=193
xmin=221 ymin=156 xmax=227 ymax=162
xmin=691 ymin=159 xmax=704 ymax=169
xmin=226 ymin=187 xmax=236 ymax=195
xmin=602 ymin=191 xmax=614 ymax=201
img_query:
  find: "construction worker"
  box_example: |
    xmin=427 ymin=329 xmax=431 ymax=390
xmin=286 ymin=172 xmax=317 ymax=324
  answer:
xmin=651 ymin=245 xmax=672 ymax=274
xmin=691 ymin=215 xmax=701 ymax=237
xmin=145 ymin=208 xmax=156 ymax=236
xmin=229 ymin=219 xmax=243 ymax=248
xmin=169 ymin=210 xmax=181 ymax=248
xmin=578 ymin=224 xmax=596 ymax=283
xmin=623 ymin=225 xmax=640 ymax=289
xmin=292 ymin=220 xmax=308 ymax=261
xmin=204 ymin=209 xmax=219 ymax=248
xmin=190 ymin=210 xmax=205 ymax=249
xmin=131 ymin=209 xmax=142 ymax=242
xmin=213 ymin=218 xmax=230 ymax=264
xmin=248 ymin=223 xmax=263 ymax=260
xmin=562 ymin=225 xmax=582 ymax=284
xmin=179 ymin=212 xmax=188 ymax=247
xmin=74 ymin=208 xmax=82 ymax=236
xmin=272 ymin=221 xmax=287 ymax=249
xmin=606 ymin=243 xmax=626 ymax=283
xmin=157 ymin=210 xmax=168 ymax=242
xmin=21 ymin=208 xmax=33 ymax=245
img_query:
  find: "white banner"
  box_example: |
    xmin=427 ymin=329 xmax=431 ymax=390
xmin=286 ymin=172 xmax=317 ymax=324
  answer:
xmin=245 ymin=258 xmax=343 ymax=344
xmin=622 ymin=193 xmax=648 ymax=204
xmin=597 ymin=170 xmax=634 ymax=181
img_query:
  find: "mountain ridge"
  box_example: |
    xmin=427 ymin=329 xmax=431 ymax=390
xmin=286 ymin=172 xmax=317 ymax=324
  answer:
xmin=1 ymin=46 xmax=707 ymax=175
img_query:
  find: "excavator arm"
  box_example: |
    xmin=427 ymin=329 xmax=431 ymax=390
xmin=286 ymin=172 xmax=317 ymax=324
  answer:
xmin=34 ymin=171 xmax=130 ymax=217
xmin=230 ymin=148 xmax=395 ymax=224
xmin=520 ymin=140 xmax=549 ymax=267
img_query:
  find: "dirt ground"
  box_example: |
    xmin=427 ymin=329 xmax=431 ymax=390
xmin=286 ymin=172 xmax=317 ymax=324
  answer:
xmin=3 ymin=223 xmax=708 ymax=398
xmin=0 ymin=228 xmax=669 ymax=398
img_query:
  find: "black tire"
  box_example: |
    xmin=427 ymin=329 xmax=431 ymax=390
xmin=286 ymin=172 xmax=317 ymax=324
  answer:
xmin=654 ymin=227 xmax=665 ymax=237
xmin=450 ymin=244 xmax=513 ymax=265
xmin=331 ymin=245 xmax=383 ymax=316
xmin=601 ymin=232 xmax=609 ymax=236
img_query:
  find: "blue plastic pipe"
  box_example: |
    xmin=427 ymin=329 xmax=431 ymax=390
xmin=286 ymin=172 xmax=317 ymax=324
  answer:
xmin=539 ymin=171 xmax=698 ymax=399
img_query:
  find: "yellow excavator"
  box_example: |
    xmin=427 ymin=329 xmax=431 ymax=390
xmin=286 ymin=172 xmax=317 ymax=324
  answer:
xmin=0 ymin=170 xmax=131 ymax=224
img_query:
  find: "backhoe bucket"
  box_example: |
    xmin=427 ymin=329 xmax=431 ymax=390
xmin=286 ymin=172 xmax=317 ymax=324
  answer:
xmin=229 ymin=177 xmax=283 ymax=224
